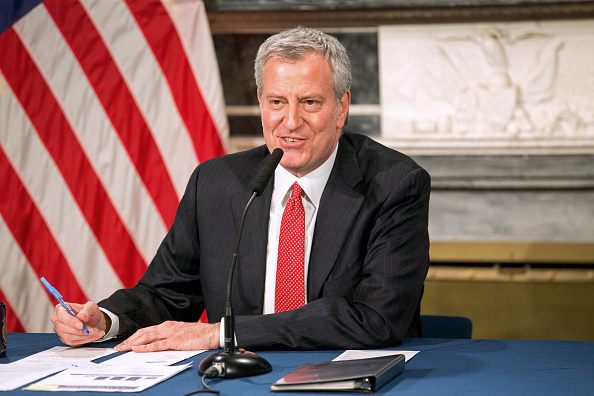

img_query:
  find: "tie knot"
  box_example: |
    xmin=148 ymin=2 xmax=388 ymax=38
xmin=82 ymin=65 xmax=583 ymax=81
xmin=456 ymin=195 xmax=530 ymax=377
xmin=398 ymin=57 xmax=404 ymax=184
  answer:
xmin=290 ymin=182 xmax=302 ymax=199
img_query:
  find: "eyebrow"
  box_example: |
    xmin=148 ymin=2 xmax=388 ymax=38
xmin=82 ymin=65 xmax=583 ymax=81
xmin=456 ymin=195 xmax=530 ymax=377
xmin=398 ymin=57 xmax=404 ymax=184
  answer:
xmin=298 ymin=95 xmax=324 ymax=101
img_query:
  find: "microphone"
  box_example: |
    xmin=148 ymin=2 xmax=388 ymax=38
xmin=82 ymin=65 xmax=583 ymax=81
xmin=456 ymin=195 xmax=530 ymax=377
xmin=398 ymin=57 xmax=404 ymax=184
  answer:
xmin=252 ymin=148 xmax=283 ymax=196
xmin=198 ymin=148 xmax=283 ymax=378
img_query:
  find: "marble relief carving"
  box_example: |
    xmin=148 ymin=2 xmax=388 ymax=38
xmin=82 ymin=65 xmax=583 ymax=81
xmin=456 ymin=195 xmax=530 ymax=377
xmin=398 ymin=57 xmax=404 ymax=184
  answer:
xmin=379 ymin=20 xmax=594 ymax=152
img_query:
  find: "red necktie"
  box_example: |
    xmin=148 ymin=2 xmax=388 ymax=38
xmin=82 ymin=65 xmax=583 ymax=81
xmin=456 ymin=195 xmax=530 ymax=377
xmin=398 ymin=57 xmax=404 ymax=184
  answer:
xmin=275 ymin=182 xmax=305 ymax=313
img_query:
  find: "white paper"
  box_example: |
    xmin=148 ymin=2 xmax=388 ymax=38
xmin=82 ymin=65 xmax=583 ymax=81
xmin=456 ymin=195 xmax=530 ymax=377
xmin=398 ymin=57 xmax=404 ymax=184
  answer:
xmin=333 ymin=349 xmax=419 ymax=363
xmin=101 ymin=350 xmax=205 ymax=366
xmin=19 ymin=346 xmax=117 ymax=364
xmin=0 ymin=363 xmax=63 ymax=392
xmin=0 ymin=346 xmax=117 ymax=391
xmin=24 ymin=363 xmax=192 ymax=392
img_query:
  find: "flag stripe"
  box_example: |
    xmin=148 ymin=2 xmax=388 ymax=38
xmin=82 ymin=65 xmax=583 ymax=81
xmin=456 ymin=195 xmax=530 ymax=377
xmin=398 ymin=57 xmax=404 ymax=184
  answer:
xmin=0 ymin=287 xmax=26 ymax=333
xmin=80 ymin=0 xmax=199 ymax=199
xmin=13 ymin=4 xmax=167 ymax=266
xmin=0 ymin=28 xmax=147 ymax=288
xmin=0 ymin=213 xmax=55 ymax=333
xmin=163 ymin=0 xmax=229 ymax=148
xmin=45 ymin=0 xmax=179 ymax=227
xmin=0 ymin=145 xmax=87 ymax=305
xmin=126 ymin=0 xmax=226 ymax=162
xmin=0 ymin=60 xmax=124 ymax=302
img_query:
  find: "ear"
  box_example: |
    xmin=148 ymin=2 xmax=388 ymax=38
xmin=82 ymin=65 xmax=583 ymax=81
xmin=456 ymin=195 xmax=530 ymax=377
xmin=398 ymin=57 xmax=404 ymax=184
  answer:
xmin=336 ymin=91 xmax=351 ymax=129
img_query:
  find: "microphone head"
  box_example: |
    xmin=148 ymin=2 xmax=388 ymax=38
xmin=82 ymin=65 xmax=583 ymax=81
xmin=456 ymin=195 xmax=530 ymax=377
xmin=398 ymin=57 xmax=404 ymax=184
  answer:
xmin=252 ymin=148 xmax=283 ymax=196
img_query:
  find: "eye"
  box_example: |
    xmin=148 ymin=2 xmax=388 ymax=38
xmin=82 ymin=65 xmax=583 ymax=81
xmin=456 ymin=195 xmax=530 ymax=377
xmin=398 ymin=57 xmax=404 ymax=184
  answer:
xmin=303 ymin=99 xmax=323 ymax=110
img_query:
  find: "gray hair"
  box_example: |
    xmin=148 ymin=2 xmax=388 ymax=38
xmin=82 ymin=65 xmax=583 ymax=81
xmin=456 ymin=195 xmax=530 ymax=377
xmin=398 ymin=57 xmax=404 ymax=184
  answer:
xmin=254 ymin=26 xmax=352 ymax=102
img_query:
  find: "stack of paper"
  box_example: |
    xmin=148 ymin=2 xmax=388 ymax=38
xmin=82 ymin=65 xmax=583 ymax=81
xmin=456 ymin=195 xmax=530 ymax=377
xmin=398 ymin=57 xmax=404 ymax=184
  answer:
xmin=0 ymin=346 xmax=116 ymax=391
xmin=0 ymin=346 xmax=205 ymax=392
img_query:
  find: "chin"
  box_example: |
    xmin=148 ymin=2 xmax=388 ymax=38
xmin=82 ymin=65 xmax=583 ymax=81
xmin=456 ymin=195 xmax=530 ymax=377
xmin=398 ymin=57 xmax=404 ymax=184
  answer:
xmin=280 ymin=159 xmax=304 ymax=174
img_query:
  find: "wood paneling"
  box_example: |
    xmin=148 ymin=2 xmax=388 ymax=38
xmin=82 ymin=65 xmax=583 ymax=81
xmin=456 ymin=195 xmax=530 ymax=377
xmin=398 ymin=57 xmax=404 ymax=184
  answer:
xmin=206 ymin=3 xmax=594 ymax=33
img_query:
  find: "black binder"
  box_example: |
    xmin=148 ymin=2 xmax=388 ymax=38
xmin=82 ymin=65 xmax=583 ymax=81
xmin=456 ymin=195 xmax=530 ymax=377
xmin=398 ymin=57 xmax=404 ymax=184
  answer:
xmin=270 ymin=354 xmax=405 ymax=393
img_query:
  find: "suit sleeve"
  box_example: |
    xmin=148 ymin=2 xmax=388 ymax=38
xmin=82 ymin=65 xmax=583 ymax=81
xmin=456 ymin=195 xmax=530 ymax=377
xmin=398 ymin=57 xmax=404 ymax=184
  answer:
xmin=98 ymin=167 xmax=204 ymax=337
xmin=234 ymin=166 xmax=431 ymax=350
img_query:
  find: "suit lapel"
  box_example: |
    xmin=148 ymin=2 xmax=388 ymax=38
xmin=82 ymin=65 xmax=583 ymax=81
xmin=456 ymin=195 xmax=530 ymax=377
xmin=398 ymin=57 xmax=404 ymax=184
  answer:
xmin=308 ymin=137 xmax=364 ymax=300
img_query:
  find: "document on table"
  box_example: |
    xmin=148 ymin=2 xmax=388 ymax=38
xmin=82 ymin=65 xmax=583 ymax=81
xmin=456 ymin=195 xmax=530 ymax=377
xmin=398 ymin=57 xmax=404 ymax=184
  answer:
xmin=0 ymin=363 xmax=64 ymax=392
xmin=15 ymin=349 xmax=204 ymax=392
xmin=333 ymin=349 xmax=419 ymax=362
xmin=24 ymin=363 xmax=192 ymax=393
xmin=0 ymin=346 xmax=117 ymax=391
xmin=100 ymin=349 xmax=205 ymax=366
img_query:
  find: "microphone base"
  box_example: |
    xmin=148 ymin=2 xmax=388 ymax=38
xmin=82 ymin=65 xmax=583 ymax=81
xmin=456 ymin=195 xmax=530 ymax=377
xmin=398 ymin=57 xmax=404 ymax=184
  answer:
xmin=198 ymin=350 xmax=272 ymax=378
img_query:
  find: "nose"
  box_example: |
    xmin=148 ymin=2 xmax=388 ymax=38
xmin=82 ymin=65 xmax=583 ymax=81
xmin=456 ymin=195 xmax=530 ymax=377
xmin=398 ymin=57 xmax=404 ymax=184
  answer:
xmin=283 ymin=101 xmax=303 ymax=131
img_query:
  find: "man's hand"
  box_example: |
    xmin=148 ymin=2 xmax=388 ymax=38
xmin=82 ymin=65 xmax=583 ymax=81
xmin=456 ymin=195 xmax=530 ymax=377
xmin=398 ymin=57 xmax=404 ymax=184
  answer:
xmin=50 ymin=301 xmax=107 ymax=346
xmin=114 ymin=321 xmax=221 ymax=352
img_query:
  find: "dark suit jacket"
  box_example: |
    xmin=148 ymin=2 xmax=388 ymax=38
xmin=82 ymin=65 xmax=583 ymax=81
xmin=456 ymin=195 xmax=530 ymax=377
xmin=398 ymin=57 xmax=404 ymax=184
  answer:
xmin=99 ymin=132 xmax=431 ymax=350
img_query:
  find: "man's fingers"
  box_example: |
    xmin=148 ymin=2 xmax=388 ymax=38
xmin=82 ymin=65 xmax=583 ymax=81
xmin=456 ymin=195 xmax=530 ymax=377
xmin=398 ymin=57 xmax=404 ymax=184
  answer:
xmin=54 ymin=321 xmax=104 ymax=347
xmin=131 ymin=339 xmax=169 ymax=353
xmin=114 ymin=321 xmax=220 ymax=352
xmin=115 ymin=327 xmax=155 ymax=351
xmin=52 ymin=305 xmax=81 ymax=331
xmin=78 ymin=301 xmax=97 ymax=317
xmin=49 ymin=301 xmax=105 ymax=347
xmin=115 ymin=324 xmax=176 ymax=352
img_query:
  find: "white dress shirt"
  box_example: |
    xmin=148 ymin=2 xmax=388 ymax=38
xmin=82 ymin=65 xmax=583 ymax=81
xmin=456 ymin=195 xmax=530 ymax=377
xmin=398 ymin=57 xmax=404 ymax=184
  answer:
xmin=263 ymin=144 xmax=338 ymax=313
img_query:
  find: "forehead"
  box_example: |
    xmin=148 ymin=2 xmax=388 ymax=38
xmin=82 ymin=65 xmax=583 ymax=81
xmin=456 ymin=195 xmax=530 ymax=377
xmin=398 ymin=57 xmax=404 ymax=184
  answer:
xmin=262 ymin=52 xmax=332 ymax=91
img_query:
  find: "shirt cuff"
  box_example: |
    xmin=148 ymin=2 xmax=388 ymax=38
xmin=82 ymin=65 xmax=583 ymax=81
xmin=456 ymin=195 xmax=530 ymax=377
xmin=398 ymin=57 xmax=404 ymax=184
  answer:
xmin=98 ymin=307 xmax=119 ymax=341
xmin=219 ymin=317 xmax=237 ymax=349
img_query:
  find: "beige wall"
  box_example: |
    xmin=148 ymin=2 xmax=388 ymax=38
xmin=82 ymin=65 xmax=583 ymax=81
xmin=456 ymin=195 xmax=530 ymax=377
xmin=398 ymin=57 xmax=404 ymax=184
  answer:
xmin=422 ymin=278 xmax=594 ymax=341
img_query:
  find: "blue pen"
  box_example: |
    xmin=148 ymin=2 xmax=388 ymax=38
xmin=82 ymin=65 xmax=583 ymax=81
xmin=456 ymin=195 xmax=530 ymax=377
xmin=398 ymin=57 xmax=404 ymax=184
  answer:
xmin=40 ymin=277 xmax=90 ymax=334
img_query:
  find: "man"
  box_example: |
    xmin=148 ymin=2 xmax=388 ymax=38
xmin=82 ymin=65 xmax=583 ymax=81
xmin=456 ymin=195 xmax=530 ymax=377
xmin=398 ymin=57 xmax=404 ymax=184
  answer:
xmin=51 ymin=26 xmax=430 ymax=352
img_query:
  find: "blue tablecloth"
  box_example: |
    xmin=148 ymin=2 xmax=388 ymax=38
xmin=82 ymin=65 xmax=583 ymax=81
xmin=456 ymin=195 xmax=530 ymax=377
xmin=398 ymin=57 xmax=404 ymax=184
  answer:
xmin=2 ymin=333 xmax=593 ymax=395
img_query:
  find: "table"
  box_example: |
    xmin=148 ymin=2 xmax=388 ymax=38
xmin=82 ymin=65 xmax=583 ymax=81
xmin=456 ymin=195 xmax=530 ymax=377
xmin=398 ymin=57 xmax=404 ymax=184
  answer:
xmin=2 ymin=333 xmax=593 ymax=395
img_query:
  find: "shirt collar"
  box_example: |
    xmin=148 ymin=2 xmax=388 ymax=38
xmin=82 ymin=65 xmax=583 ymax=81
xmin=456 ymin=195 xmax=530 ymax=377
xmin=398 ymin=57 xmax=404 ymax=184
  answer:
xmin=273 ymin=141 xmax=339 ymax=208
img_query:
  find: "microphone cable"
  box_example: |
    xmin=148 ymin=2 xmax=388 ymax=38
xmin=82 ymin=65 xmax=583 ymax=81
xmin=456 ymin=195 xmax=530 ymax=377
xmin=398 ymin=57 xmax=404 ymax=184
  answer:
xmin=184 ymin=364 xmax=223 ymax=395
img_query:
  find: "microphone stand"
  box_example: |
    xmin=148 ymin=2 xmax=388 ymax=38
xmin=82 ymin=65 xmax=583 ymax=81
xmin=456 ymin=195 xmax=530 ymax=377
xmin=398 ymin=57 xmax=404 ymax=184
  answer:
xmin=198 ymin=191 xmax=272 ymax=378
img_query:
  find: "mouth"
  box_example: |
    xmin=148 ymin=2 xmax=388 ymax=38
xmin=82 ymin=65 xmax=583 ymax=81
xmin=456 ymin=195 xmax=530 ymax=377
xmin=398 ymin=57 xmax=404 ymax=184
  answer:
xmin=282 ymin=137 xmax=301 ymax=143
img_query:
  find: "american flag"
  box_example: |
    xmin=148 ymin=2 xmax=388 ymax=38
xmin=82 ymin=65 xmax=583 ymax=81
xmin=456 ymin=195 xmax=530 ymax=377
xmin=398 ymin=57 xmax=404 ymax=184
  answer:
xmin=0 ymin=0 xmax=228 ymax=333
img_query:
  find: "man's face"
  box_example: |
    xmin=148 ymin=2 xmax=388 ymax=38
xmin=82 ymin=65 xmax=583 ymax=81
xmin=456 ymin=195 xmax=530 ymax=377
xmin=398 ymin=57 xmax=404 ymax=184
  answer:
xmin=258 ymin=52 xmax=350 ymax=178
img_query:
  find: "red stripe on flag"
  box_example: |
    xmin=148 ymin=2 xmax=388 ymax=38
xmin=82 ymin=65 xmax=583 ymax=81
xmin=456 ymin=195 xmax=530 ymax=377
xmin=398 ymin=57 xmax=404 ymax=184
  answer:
xmin=125 ymin=0 xmax=226 ymax=162
xmin=0 ymin=28 xmax=147 ymax=288
xmin=0 ymin=288 xmax=26 ymax=333
xmin=45 ymin=0 xmax=179 ymax=227
xmin=0 ymin=145 xmax=87 ymax=308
